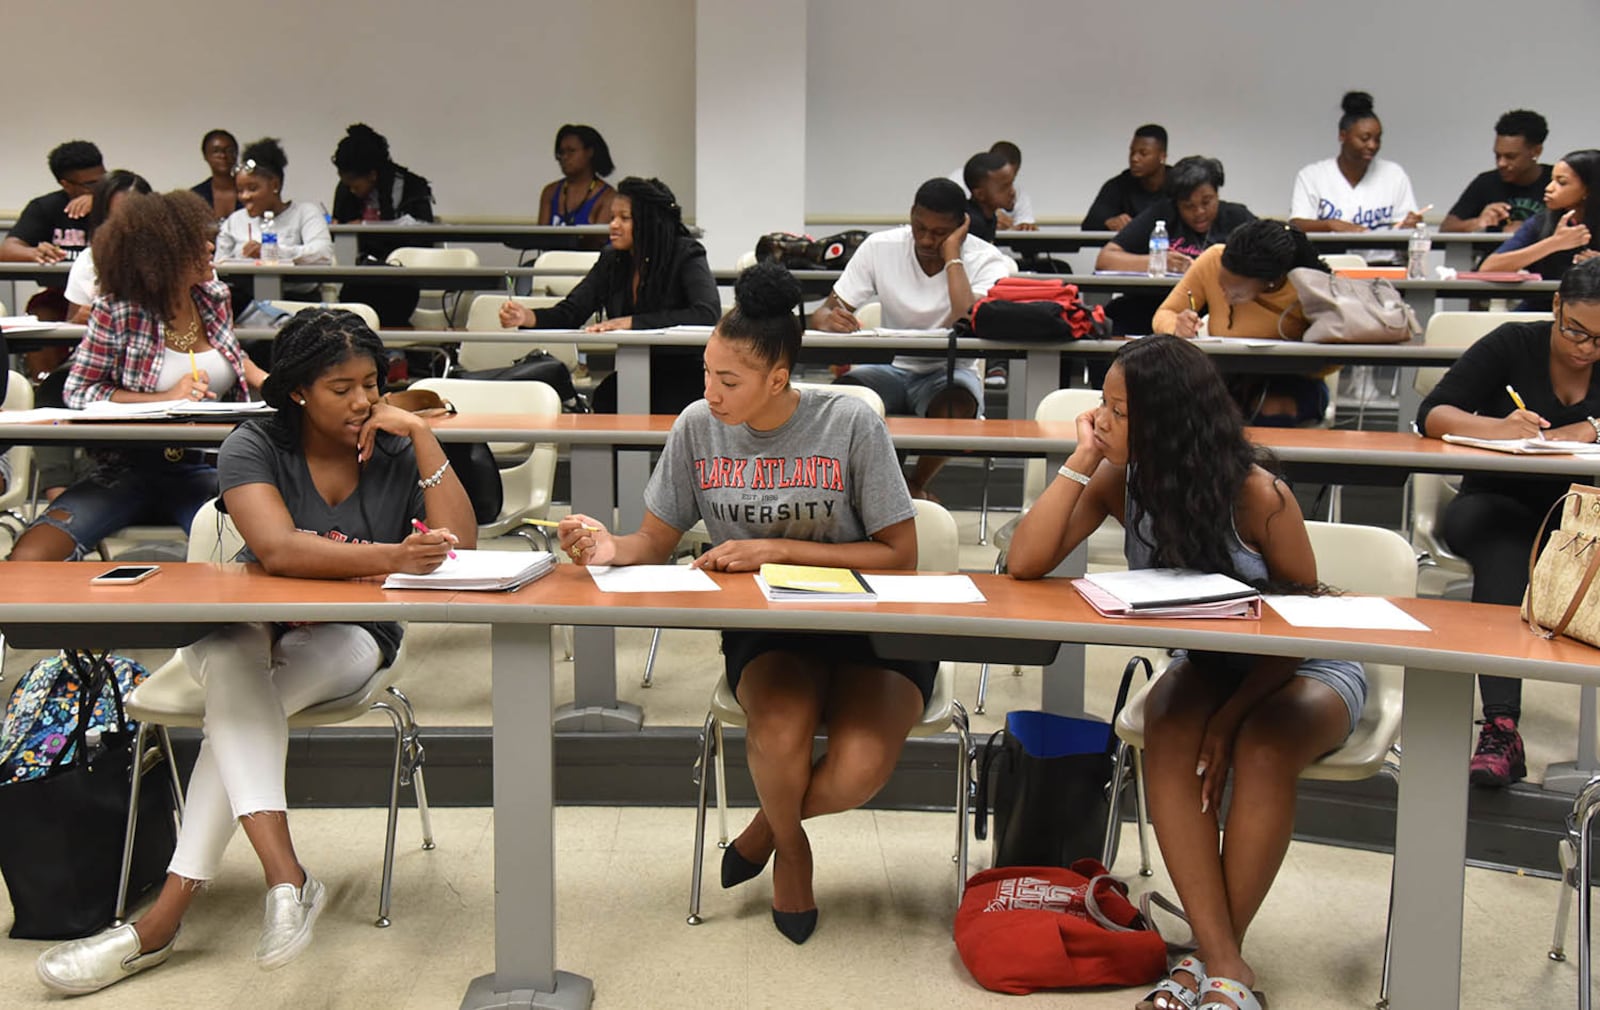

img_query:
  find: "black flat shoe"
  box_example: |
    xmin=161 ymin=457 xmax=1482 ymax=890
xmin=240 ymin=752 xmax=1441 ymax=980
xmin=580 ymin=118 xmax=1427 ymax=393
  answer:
xmin=771 ymin=907 xmax=818 ymax=945
xmin=720 ymin=843 xmax=769 ymax=889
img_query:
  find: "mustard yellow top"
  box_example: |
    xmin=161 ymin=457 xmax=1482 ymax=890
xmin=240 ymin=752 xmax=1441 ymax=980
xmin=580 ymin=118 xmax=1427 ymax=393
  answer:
xmin=1151 ymin=245 xmax=1310 ymax=339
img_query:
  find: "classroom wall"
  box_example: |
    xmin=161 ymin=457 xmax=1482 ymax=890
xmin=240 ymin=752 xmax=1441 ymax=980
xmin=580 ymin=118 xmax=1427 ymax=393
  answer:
xmin=805 ymin=0 xmax=1600 ymax=221
xmin=0 ymin=0 xmax=696 ymax=221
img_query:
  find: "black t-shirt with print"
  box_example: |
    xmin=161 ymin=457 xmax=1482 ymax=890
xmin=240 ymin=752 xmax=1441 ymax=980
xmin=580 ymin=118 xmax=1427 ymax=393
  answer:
xmin=1083 ymin=170 xmax=1165 ymax=231
xmin=1112 ymin=199 xmax=1257 ymax=259
xmin=10 ymin=190 xmax=90 ymax=260
xmin=1447 ymin=166 xmax=1553 ymax=226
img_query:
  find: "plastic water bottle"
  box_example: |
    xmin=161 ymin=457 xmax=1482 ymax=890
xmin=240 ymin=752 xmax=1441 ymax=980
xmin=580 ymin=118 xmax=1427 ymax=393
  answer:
xmin=1148 ymin=220 xmax=1169 ymax=277
xmin=260 ymin=210 xmax=279 ymax=263
xmin=1407 ymin=221 xmax=1430 ymax=279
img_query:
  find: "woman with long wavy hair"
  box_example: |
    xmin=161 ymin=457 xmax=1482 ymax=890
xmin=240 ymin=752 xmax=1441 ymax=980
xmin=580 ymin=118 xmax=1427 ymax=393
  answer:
xmin=1006 ymin=335 xmax=1364 ymax=1010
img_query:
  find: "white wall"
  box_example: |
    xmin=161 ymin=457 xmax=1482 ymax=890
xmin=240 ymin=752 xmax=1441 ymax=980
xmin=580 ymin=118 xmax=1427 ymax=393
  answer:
xmin=806 ymin=0 xmax=1600 ymax=221
xmin=0 ymin=0 xmax=696 ymax=220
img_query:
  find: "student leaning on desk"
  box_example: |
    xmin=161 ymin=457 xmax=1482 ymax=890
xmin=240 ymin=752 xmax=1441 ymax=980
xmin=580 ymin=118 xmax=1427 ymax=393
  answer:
xmin=1006 ymin=335 xmax=1363 ymax=1010
xmin=558 ymin=263 xmax=926 ymax=947
xmin=1416 ymin=257 xmax=1600 ymax=789
xmin=35 ymin=308 xmax=475 ymax=996
xmin=8 ymin=191 xmax=269 ymax=564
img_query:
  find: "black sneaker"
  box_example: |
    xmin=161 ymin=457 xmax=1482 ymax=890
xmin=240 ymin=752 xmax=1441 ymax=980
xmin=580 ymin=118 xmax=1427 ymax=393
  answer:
xmin=1469 ymin=716 xmax=1526 ymax=788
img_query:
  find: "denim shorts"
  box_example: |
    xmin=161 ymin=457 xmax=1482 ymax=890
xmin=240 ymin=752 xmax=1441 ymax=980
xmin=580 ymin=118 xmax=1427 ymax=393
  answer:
xmin=1174 ymin=648 xmax=1368 ymax=737
xmin=834 ymin=364 xmax=983 ymax=417
xmin=28 ymin=455 xmax=218 ymax=560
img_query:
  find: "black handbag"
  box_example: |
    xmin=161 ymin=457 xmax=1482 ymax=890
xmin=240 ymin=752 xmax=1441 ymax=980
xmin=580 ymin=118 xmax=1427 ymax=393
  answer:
xmin=974 ymin=657 xmax=1146 ymax=869
xmin=458 ymin=350 xmax=588 ymax=413
xmin=0 ymin=652 xmax=177 ymax=940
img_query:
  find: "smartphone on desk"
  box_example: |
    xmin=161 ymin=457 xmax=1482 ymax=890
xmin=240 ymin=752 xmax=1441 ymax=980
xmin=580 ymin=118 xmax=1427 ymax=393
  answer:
xmin=90 ymin=565 xmax=160 ymax=585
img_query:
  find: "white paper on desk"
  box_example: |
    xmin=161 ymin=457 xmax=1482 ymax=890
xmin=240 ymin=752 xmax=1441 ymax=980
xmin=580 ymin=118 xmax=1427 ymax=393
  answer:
xmin=1193 ymin=336 xmax=1279 ymax=349
xmin=1442 ymin=433 xmax=1600 ymax=455
xmin=869 ymin=327 xmax=950 ymax=338
xmin=586 ymin=565 xmax=720 ymax=592
xmin=77 ymin=399 xmax=187 ymax=418
xmin=166 ymin=400 xmax=274 ymax=416
xmin=1264 ymin=595 xmax=1430 ymax=632
xmin=0 ymin=314 xmax=59 ymax=333
xmin=0 ymin=407 xmax=82 ymax=423
xmin=861 ymin=575 xmax=988 ymax=604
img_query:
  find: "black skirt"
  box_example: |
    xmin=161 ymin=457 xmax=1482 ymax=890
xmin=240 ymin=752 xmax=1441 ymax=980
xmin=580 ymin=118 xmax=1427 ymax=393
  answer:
xmin=720 ymin=630 xmax=937 ymax=707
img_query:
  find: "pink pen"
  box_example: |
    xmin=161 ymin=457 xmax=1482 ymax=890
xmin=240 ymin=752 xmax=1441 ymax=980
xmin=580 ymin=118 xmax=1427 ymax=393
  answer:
xmin=410 ymin=518 xmax=457 ymax=559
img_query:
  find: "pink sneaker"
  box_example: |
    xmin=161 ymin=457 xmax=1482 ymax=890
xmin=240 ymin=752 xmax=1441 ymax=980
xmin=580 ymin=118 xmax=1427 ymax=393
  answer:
xmin=1469 ymin=717 xmax=1526 ymax=788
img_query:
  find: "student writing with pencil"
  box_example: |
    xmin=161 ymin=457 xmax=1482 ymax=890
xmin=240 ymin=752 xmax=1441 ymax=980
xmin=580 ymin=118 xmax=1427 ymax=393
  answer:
xmin=1416 ymin=258 xmax=1600 ymax=788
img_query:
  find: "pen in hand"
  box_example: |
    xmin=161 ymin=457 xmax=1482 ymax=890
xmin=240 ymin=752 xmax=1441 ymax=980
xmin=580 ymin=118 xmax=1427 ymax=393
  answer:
xmin=1505 ymin=385 xmax=1545 ymax=440
xmin=523 ymin=517 xmax=601 ymax=532
xmin=410 ymin=518 xmax=458 ymax=559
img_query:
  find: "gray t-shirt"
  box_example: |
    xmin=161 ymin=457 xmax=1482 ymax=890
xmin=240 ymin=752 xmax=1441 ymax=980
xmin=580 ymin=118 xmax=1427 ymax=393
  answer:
xmin=645 ymin=390 xmax=916 ymax=546
xmin=217 ymin=421 xmax=426 ymax=665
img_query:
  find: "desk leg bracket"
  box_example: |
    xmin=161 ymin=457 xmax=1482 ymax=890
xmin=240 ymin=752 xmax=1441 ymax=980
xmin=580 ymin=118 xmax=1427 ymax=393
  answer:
xmin=459 ymin=970 xmax=594 ymax=1010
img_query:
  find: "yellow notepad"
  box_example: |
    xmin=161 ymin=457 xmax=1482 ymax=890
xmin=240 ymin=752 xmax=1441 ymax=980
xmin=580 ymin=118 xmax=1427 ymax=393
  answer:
xmin=757 ymin=564 xmax=876 ymax=601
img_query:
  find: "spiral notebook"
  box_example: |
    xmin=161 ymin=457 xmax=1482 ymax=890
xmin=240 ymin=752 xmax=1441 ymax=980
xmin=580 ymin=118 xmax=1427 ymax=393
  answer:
xmin=1072 ymin=569 xmax=1261 ymax=619
xmin=382 ymin=550 xmax=555 ymax=591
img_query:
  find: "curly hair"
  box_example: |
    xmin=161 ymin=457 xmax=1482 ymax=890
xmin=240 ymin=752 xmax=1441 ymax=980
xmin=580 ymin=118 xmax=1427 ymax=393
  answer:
xmin=603 ymin=177 xmax=691 ymax=313
xmin=1338 ymin=91 xmax=1378 ymax=132
xmin=332 ymin=123 xmax=393 ymax=176
xmin=717 ymin=261 xmax=803 ymax=369
xmin=49 ymin=140 xmax=103 ymax=180
xmin=260 ymin=309 xmax=389 ymax=447
xmin=93 ymin=190 xmax=215 ymax=318
xmin=1115 ymin=335 xmax=1289 ymax=585
xmin=1495 ymin=109 xmax=1548 ymax=146
xmin=239 ymin=137 xmax=288 ymax=182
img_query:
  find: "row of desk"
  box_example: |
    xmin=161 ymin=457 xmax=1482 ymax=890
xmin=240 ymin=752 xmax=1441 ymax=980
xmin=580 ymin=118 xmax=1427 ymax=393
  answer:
xmin=0 ymin=553 xmax=1590 ymax=1010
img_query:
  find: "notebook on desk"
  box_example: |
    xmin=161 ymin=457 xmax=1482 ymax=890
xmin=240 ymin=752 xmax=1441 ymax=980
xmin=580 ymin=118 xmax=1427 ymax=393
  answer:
xmin=382 ymin=550 xmax=556 ymax=591
xmin=756 ymin=564 xmax=875 ymax=602
xmin=1442 ymin=434 xmax=1600 ymax=455
xmin=1072 ymin=569 xmax=1261 ymax=619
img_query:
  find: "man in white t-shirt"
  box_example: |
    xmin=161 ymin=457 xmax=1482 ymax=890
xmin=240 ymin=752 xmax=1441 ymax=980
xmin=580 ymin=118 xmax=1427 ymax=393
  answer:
xmin=809 ymin=177 xmax=1014 ymax=499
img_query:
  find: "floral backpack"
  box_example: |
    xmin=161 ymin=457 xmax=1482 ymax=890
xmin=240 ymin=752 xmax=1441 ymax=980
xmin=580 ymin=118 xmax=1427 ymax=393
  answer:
xmin=0 ymin=653 xmax=150 ymax=785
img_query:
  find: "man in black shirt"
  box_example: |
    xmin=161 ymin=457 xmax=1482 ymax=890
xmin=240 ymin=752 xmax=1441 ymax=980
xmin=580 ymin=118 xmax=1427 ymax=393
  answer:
xmin=2 ymin=140 xmax=104 ymax=266
xmin=1083 ymin=124 xmax=1168 ymax=231
xmin=1441 ymin=110 xmax=1552 ymax=234
xmin=961 ymin=151 xmax=1015 ymax=243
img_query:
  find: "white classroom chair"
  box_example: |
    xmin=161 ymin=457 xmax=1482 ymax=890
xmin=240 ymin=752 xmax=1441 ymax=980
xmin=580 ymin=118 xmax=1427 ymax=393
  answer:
xmin=459 ymin=295 xmax=577 ymax=373
xmin=386 ymin=246 xmax=479 ymax=329
xmin=261 ymin=300 xmax=380 ymax=330
xmin=1320 ymin=253 xmax=1369 ymax=271
xmin=531 ymin=250 xmax=600 ymax=297
xmin=0 ymin=370 xmax=36 ymax=540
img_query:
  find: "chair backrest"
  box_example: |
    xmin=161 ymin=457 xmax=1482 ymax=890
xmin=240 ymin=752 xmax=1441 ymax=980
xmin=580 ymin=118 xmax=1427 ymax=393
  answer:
xmin=1416 ymin=311 xmax=1550 ymax=396
xmin=1319 ymin=253 xmax=1368 ymax=271
xmin=1304 ymin=520 xmax=1417 ymax=711
xmin=791 ymin=381 xmax=886 ymax=417
xmin=187 ymin=498 xmax=249 ymax=564
xmin=855 ymin=302 xmax=883 ymax=330
xmin=912 ymin=499 xmax=960 ymax=573
xmin=385 ymin=246 xmax=479 ymax=270
xmin=408 ymin=378 xmax=562 ymax=527
xmin=1408 ymin=472 xmax=1460 ymax=558
xmin=733 ymin=250 xmax=758 ymax=272
xmin=3 ymin=371 xmax=33 ymax=412
xmin=459 ymin=296 xmax=575 ymax=371
xmin=264 ymin=300 xmax=381 ymax=330
xmin=532 ymin=250 xmax=600 ymax=296
xmin=1022 ymin=388 xmax=1103 ymax=506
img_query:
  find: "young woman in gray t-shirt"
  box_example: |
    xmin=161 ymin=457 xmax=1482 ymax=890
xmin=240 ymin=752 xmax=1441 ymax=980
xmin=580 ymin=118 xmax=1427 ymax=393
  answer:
xmin=559 ymin=263 xmax=927 ymax=946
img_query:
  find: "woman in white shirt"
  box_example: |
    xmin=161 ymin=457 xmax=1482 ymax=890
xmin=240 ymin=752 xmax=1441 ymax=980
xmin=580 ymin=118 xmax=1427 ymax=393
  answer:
xmin=1289 ymin=92 xmax=1424 ymax=234
xmin=64 ymin=170 xmax=151 ymax=323
xmin=214 ymin=138 xmax=333 ymax=303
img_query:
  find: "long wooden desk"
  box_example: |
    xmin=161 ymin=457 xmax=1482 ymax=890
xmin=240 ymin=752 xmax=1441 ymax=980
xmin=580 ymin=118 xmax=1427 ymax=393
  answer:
xmin=327 ymin=222 xmax=609 ymax=264
xmin=0 ymin=561 xmax=1591 ymax=1009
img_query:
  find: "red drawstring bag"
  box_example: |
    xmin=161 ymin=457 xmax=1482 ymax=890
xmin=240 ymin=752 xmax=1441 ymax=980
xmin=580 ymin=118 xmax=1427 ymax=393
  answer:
xmin=969 ymin=277 xmax=1109 ymax=341
xmin=953 ymin=860 xmax=1168 ymax=994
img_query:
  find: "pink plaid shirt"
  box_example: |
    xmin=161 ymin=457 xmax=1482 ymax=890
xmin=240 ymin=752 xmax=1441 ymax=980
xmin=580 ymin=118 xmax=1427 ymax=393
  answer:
xmin=65 ymin=279 xmax=251 ymax=408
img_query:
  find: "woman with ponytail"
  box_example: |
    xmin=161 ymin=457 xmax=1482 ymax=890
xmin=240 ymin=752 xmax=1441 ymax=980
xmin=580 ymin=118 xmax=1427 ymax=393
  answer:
xmin=1289 ymin=91 xmax=1423 ymax=234
xmin=498 ymin=176 xmax=720 ymax=413
xmin=35 ymin=309 xmax=474 ymax=995
xmin=556 ymin=263 xmax=926 ymax=945
xmin=1152 ymin=219 xmax=1334 ymax=424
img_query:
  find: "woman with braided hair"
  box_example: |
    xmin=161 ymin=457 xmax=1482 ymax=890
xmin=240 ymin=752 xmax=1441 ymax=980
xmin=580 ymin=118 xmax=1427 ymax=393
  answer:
xmin=36 ymin=308 xmax=475 ymax=995
xmin=1151 ymin=219 xmax=1333 ymax=425
xmin=499 ymin=176 xmax=720 ymax=413
xmin=330 ymin=123 xmax=437 ymax=325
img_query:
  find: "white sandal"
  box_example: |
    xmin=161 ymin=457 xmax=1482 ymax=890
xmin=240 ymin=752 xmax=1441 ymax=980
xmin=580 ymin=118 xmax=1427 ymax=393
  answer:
xmin=1198 ymin=975 xmax=1266 ymax=1010
xmin=1136 ymin=954 xmax=1205 ymax=1010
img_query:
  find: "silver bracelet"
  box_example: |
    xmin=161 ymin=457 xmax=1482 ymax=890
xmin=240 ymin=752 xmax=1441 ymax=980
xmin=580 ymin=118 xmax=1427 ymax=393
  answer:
xmin=945 ymin=258 xmax=965 ymax=271
xmin=418 ymin=459 xmax=450 ymax=490
xmin=1057 ymin=463 xmax=1092 ymax=486
xmin=1589 ymin=416 xmax=1600 ymax=442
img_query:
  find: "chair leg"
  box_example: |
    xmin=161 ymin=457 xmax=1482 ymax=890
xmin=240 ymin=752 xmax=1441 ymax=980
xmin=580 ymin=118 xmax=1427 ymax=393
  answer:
xmin=114 ymin=723 xmax=150 ymax=925
xmin=157 ymin=726 xmax=186 ymax=820
xmin=1377 ymin=848 xmax=1399 ymax=1009
xmin=1581 ymin=791 xmax=1600 ymax=1010
xmin=373 ymin=702 xmax=406 ymax=928
xmin=1102 ymin=741 xmax=1130 ymax=872
xmin=978 ymin=458 xmax=993 ymax=546
xmin=642 ymin=627 xmax=663 ymax=688
xmin=688 ymin=712 xmax=716 ymax=925
xmin=1132 ymin=746 xmax=1152 ymax=877
xmin=1554 ymin=838 xmax=1578 ymax=962
xmin=975 ymin=662 xmax=991 ymax=715
xmin=714 ymin=720 xmax=730 ymax=847
xmin=951 ymin=701 xmax=973 ymax=904
xmin=388 ymin=686 xmax=435 ymax=850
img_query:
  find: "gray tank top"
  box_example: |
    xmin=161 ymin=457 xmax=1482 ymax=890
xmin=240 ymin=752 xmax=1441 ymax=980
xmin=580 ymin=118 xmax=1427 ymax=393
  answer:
xmin=1122 ymin=475 xmax=1267 ymax=583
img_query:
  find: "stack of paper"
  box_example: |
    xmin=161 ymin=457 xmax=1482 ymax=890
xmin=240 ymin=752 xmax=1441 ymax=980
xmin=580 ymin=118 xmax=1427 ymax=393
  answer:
xmin=67 ymin=399 xmax=274 ymax=422
xmin=1073 ymin=569 xmax=1261 ymax=619
xmin=756 ymin=564 xmax=875 ymax=601
xmin=382 ymin=550 xmax=555 ymax=591
xmin=1442 ymin=434 xmax=1600 ymax=455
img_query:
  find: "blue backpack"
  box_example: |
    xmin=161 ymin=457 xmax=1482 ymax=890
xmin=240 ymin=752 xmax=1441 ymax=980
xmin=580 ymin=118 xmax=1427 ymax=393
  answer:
xmin=0 ymin=653 xmax=150 ymax=785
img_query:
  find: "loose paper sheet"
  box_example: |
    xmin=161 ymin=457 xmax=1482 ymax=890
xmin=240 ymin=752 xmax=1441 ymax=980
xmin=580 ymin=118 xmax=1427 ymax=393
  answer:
xmin=586 ymin=565 xmax=720 ymax=593
xmin=1264 ymin=595 xmax=1430 ymax=632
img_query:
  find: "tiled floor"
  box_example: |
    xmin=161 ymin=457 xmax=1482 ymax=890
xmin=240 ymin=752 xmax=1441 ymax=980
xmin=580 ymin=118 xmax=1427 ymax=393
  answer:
xmin=0 ymin=510 xmax=1592 ymax=1008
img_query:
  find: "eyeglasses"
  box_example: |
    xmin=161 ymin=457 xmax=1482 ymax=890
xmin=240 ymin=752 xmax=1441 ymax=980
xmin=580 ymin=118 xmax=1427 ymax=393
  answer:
xmin=1557 ymin=310 xmax=1600 ymax=349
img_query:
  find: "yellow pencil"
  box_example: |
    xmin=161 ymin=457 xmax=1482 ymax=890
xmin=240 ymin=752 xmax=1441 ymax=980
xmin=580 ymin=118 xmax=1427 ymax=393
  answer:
xmin=189 ymin=350 xmax=199 ymax=381
xmin=1506 ymin=385 xmax=1544 ymax=440
xmin=523 ymin=517 xmax=601 ymax=532
xmin=1186 ymin=289 xmax=1196 ymax=313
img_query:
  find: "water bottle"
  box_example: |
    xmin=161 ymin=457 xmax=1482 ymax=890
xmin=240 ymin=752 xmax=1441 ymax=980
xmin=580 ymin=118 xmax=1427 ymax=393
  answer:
xmin=260 ymin=210 xmax=279 ymax=263
xmin=84 ymin=727 xmax=103 ymax=764
xmin=1148 ymin=220 xmax=1169 ymax=277
xmin=1406 ymin=221 xmax=1430 ymax=279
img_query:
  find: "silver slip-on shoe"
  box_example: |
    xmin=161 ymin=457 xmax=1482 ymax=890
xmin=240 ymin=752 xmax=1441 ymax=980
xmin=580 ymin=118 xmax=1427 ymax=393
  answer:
xmin=36 ymin=923 xmax=176 ymax=995
xmin=254 ymin=868 xmax=326 ymax=970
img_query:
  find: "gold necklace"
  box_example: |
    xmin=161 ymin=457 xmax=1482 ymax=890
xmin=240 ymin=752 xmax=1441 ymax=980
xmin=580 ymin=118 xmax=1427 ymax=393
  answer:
xmin=163 ymin=315 xmax=202 ymax=353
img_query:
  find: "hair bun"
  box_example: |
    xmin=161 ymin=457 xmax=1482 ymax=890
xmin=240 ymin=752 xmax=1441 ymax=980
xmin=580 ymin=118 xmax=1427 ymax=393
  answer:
xmin=240 ymin=137 xmax=288 ymax=175
xmin=733 ymin=261 xmax=802 ymax=321
xmin=1340 ymin=91 xmax=1375 ymax=117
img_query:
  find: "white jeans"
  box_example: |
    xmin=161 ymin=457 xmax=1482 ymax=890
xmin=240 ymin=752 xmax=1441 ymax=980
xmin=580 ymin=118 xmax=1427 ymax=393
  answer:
xmin=167 ymin=622 xmax=383 ymax=881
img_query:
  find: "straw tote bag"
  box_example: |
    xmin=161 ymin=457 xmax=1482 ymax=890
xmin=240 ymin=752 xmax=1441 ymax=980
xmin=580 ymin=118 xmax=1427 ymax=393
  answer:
xmin=1522 ymin=484 xmax=1600 ymax=645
